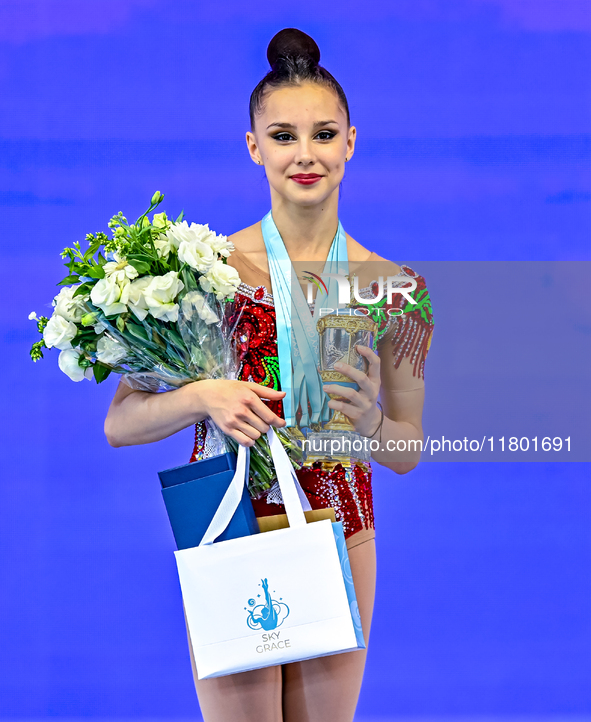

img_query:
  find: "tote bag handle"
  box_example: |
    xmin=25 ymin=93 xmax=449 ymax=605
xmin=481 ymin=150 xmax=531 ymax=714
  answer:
xmin=200 ymin=428 xmax=310 ymax=546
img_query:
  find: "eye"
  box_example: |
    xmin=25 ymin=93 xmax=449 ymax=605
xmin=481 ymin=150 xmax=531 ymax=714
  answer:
xmin=273 ymin=132 xmax=295 ymax=142
xmin=315 ymin=130 xmax=337 ymax=141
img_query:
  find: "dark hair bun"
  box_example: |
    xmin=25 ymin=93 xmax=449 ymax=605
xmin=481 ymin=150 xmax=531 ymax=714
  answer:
xmin=267 ymin=28 xmax=321 ymax=68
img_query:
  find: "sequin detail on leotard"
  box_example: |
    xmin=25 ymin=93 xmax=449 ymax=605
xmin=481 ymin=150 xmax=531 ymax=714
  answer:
xmin=190 ymin=270 xmax=434 ymax=538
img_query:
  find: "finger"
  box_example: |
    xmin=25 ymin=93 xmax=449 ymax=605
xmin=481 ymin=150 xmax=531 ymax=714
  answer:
xmin=228 ymin=429 xmax=258 ymax=447
xmin=247 ymin=394 xmax=287 ymax=427
xmin=323 ymin=383 xmax=362 ymax=405
xmin=332 ymin=361 xmax=373 ymax=394
xmin=246 ymin=382 xmax=286 ymax=400
xmin=238 ymin=409 xmax=272 ymax=435
xmin=332 ymin=361 xmax=365 ymax=384
xmin=356 ymin=345 xmax=381 ymax=383
xmin=234 ymin=419 xmax=266 ymax=442
xmin=327 ymin=399 xmax=360 ymax=420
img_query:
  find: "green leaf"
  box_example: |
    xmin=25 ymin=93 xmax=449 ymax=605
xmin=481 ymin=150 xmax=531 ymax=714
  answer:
xmin=57 ymin=274 xmax=80 ymax=286
xmin=151 ymin=329 xmax=167 ymax=349
xmin=127 ymin=257 xmax=151 ymax=274
xmin=126 ymin=323 xmax=149 ymax=342
xmin=175 ymin=210 xmax=184 ymax=223
xmin=86 ymin=265 xmax=105 ymax=279
xmin=84 ymin=240 xmax=102 ymax=261
xmin=127 ymin=251 xmax=153 ymax=262
xmin=93 ymin=363 xmax=112 ymax=383
xmin=181 ymin=265 xmax=198 ymax=291
xmin=73 ymin=282 xmax=93 ymax=298
xmin=71 ymin=328 xmax=98 ymax=347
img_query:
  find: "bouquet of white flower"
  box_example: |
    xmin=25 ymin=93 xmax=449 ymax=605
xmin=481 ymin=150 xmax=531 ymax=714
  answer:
xmin=29 ymin=191 xmax=301 ymax=495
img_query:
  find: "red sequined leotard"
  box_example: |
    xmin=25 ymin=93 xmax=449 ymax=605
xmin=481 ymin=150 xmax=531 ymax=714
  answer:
xmin=190 ymin=250 xmax=434 ymax=548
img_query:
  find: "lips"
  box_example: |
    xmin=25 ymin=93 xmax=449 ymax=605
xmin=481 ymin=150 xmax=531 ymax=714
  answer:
xmin=290 ymin=174 xmax=323 ymax=185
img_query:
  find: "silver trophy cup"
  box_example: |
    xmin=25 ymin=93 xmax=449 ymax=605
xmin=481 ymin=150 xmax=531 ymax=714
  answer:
xmin=316 ymin=314 xmax=377 ymax=431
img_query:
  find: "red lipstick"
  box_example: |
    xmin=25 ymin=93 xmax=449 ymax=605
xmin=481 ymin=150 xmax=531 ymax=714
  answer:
xmin=291 ymin=173 xmax=323 ymax=185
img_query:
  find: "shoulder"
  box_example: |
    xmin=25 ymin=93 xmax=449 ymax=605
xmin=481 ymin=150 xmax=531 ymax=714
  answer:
xmin=346 ymin=237 xmax=402 ymax=288
xmin=228 ymin=222 xmax=263 ymax=254
xmin=227 ymin=222 xmax=270 ymax=281
xmin=344 ymin=230 xmax=401 ymax=274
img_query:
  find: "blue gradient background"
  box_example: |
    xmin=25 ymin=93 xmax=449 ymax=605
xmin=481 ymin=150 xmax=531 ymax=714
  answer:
xmin=1 ymin=0 xmax=590 ymax=718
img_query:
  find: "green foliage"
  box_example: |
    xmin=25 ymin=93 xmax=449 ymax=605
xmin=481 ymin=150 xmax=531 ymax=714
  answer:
xmin=58 ymin=191 xmax=170 ymax=286
xmin=28 ymin=314 xmax=49 ymax=360
xmin=93 ymin=362 xmax=112 ymax=383
xmin=74 ymin=283 xmax=93 ymax=298
xmin=30 ymin=339 xmax=46 ymax=361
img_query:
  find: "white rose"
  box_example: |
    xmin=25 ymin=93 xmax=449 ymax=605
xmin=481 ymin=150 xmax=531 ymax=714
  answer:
xmin=53 ymin=285 xmax=88 ymax=323
xmin=90 ymin=276 xmax=130 ymax=316
xmin=95 ymin=335 xmax=128 ymax=365
xmin=103 ymin=252 xmax=139 ymax=283
xmin=58 ymin=348 xmax=93 ymax=382
xmin=127 ymin=276 xmax=153 ymax=321
xmin=43 ymin=312 xmax=78 ymax=350
xmin=144 ymin=271 xmax=184 ymax=322
xmin=178 ymin=236 xmax=216 ymax=273
xmin=181 ymin=290 xmax=219 ymax=325
xmin=189 ymin=222 xmax=220 ymax=246
xmin=153 ymin=236 xmax=175 ymax=259
xmin=199 ymin=260 xmax=241 ymax=300
xmin=210 ymin=233 xmax=235 ymax=258
xmin=162 ymin=220 xmax=207 ymax=250
xmin=162 ymin=220 xmax=192 ymax=250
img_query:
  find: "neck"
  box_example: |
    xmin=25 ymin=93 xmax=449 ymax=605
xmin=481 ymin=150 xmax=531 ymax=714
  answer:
xmin=269 ymin=189 xmax=340 ymax=262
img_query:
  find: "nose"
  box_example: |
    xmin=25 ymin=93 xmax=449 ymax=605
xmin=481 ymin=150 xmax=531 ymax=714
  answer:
xmin=294 ymin=137 xmax=316 ymax=166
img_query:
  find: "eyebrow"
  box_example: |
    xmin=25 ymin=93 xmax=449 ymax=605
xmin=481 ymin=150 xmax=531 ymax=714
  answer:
xmin=266 ymin=120 xmax=339 ymax=130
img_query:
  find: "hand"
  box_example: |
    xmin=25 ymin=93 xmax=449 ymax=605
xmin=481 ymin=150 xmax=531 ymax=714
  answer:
xmin=195 ymin=379 xmax=286 ymax=447
xmin=322 ymin=345 xmax=382 ymax=438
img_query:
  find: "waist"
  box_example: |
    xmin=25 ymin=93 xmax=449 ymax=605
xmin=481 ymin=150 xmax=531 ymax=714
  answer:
xmin=251 ymin=459 xmax=375 ymax=540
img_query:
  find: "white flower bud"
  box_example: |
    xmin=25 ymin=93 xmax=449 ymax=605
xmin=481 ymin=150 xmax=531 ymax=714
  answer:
xmin=144 ymin=272 xmax=184 ymax=323
xmin=53 ymin=285 xmax=88 ymax=323
xmin=58 ymin=348 xmax=93 ymax=382
xmin=199 ymin=260 xmax=241 ymax=300
xmin=90 ymin=276 xmax=130 ymax=316
xmin=43 ymin=313 xmax=78 ymax=350
xmin=95 ymin=335 xmax=128 ymax=365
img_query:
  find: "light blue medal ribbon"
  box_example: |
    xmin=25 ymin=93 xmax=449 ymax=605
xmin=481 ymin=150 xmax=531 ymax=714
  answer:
xmin=261 ymin=211 xmax=348 ymax=427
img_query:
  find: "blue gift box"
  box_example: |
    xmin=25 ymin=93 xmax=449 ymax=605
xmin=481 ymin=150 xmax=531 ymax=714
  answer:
xmin=158 ymin=452 xmax=259 ymax=550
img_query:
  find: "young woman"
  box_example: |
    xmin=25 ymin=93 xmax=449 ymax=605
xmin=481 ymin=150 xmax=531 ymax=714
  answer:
xmin=105 ymin=28 xmax=434 ymax=722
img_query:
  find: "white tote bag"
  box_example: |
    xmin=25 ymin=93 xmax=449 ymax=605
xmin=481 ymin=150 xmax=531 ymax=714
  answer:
xmin=175 ymin=428 xmax=366 ymax=680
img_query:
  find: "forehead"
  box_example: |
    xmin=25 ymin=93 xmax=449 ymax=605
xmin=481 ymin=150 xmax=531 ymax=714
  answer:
xmin=258 ymin=83 xmax=347 ymax=127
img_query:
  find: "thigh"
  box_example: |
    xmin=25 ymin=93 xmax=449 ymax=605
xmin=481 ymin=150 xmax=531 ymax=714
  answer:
xmin=184 ymin=604 xmax=283 ymax=722
xmin=281 ymin=539 xmax=377 ymax=722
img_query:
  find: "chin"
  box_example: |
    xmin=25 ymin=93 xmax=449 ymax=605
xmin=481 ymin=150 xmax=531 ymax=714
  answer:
xmin=291 ymin=194 xmax=328 ymax=207
xmin=283 ymin=184 xmax=339 ymax=207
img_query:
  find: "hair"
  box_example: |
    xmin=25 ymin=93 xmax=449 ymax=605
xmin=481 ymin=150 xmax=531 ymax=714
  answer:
xmin=249 ymin=28 xmax=350 ymax=128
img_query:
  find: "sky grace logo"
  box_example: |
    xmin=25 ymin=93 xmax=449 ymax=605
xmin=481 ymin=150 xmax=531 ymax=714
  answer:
xmin=245 ymin=578 xmax=290 ymax=631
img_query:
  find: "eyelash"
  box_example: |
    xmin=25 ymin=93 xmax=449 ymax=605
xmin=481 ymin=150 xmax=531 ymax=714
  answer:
xmin=272 ymin=130 xmax=337 ymax=142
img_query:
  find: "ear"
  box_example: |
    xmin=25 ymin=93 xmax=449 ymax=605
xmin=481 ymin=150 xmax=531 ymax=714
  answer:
xmin=246 ymin=131 xmax=263 ymax=165
xmin=345 ymin=125 xmax=357 ymax=162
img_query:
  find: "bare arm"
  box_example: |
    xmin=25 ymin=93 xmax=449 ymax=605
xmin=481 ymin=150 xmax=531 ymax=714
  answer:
xmin=372 ymin=348 xmax=425 ymax=474
xmin=104 ymin=378 xmax=286 ymax=448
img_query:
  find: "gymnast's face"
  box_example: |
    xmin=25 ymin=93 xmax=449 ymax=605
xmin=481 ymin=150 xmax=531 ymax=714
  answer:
xmin=246 ymin=82 xmax=356 ymax=209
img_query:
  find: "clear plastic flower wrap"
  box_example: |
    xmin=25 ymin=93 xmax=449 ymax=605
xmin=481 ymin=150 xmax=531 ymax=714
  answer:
xmin=29 ymin=192 xmax=303 ymax=496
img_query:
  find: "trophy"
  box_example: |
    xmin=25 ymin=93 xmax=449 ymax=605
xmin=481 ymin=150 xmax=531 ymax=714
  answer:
xmin=304 ymin=313 xmax=378 ymax=464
